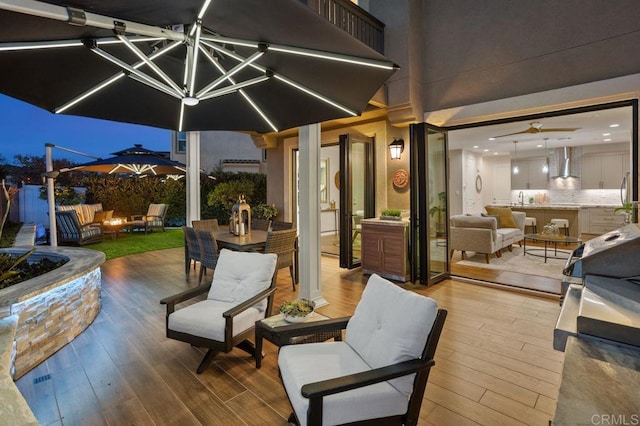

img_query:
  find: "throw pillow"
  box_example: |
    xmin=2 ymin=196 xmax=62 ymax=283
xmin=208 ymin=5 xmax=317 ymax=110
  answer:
xmin=481 ymin=212 xmax=501 ymax=228
xmin=93 ymin=210 xmax=113 ymax=223
xmin=484 ymin=206 xmax=518 ymax=228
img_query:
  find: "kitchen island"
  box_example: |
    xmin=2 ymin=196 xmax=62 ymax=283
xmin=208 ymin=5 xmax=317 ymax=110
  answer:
xmin=510 ymin=205 xmax=581 ymax=237
xmin=503 ymin=204 xmax=624 ymax=239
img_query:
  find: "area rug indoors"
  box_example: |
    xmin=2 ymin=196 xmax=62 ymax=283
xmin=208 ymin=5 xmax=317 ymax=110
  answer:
xmin=455 ymin=246 xmax=567 ymax=280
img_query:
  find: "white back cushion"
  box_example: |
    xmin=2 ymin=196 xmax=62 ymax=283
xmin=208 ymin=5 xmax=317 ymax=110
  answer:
xmin=345 ymin=274 xmax=438 ymax=396
xmin=207 ymin=249 xmax=277 ymax=312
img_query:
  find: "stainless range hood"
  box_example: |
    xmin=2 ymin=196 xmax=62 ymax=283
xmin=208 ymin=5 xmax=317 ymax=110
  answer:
xmin=552 ymin=146 xmax=579 ymax=179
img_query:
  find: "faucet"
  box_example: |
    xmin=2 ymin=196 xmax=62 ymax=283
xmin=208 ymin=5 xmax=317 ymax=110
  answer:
xmin=518 ymin=191 xmax=524 ymax=206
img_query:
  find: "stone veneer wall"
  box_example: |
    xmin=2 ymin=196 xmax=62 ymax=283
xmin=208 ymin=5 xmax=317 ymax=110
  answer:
xmin=10 ymin=267 xmax=101 ymax=378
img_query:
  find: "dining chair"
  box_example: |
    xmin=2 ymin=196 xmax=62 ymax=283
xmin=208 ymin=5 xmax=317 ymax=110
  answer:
xmin=270 ymin=220 xmax=294 ymax=231
xmin=251 ymin=218 xmax=271 ymax=231
xmin=182 ymin=226 xmax=201 ymax=279
xmin=195 ymin=229 xmax=220 ymax=285
xmin=264 ymin=228 xmax=298 ymax=291
xmin=278 ymin=274 xmax=447 ymax=426
xmin=192 ymin=218 xmax=220 ymax=232
xmin=160 ymin=249 xmax=278 ymax=374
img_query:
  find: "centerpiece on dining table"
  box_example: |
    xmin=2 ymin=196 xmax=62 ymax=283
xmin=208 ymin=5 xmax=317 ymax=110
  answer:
xmin=230 ymin=195 xmax=251 ymax=236
xmin=279 ymin=299 xmax=316 ymax=323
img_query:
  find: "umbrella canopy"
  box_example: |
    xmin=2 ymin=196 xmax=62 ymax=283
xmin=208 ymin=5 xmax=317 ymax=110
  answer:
xmin=0 ymin=0 xmax=397 ymax=132
xmin=68 ymin=144 xmax=187 ymax=176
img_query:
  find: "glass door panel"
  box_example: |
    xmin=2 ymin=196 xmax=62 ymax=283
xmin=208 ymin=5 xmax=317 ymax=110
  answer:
xmin=410 ymin=123 xmax=449 ymax=284
xmin=339 ymin=134 xmax=375 ymax=269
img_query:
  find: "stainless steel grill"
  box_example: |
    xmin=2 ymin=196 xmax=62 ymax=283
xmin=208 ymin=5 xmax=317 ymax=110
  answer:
xmin=554 ymin=224 xmax=640 ymax=351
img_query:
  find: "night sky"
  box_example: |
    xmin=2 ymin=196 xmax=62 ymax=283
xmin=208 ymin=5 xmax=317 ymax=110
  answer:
xmin=0 ymin=94 xmax=170 ymax=164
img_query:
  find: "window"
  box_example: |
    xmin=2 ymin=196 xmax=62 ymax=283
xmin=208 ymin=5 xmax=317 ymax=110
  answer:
xmin=176 ymin=132 xmax=187 ymax=153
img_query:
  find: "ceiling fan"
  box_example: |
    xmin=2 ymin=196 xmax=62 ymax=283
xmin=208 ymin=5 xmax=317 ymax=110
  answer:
xmin=492 ymin=122 xmax=580 ymax=138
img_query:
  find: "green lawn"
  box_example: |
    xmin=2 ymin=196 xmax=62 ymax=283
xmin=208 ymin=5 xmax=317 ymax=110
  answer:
xmin=89 ymin=228 xmax=184 ymax=260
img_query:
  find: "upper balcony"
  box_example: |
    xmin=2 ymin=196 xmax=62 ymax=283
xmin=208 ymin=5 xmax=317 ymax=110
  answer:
xmin=301 ymin=0 xmax=385 ymax=54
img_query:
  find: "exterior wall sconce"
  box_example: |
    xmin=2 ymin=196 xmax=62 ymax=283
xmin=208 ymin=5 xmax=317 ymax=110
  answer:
xmin=389 ymin=138 xmax=404 ymax=160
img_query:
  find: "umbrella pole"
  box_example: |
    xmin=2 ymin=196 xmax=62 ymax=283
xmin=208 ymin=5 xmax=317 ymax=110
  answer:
xmin=45 ymin=143 xmax=57 ymax=247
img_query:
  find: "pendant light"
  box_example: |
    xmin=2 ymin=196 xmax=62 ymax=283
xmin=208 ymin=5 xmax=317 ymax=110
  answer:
xmin=512 ymin=141 xmax=519 ymax=175
xmin=542 ymin=138 xmax=549 ymax=174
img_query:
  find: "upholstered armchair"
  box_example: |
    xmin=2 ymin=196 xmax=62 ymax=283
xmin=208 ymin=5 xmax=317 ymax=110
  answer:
xmin=278 ymin=274 xmax=447 ymax=426
xmin=130 ymin=203 xmax=168 ymax=233
xmin=160 ymin=249 xmax=277 ymax=374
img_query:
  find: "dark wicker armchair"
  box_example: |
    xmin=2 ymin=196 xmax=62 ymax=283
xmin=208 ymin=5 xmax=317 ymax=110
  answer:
xmin=182 ymin=226 xmax=201 ymax=279
xmin=264 ymin=228 xmax=298 ymax=291
xmin=278 ymin=274 xmax=447 ymax=426
xmin=192 ymin=219 xmax=220 ymax=232
xmin=251 ymin=218 xmax=271 ymax=231
xmin=195 ymin=229 xmax=220 ymax=284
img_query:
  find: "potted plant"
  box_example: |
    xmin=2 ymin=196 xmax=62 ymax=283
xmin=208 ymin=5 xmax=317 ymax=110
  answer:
xmin=380 ymin=208 xmax=402 ymax=220
xmin=614 ymin=201 xmax=636 ymax=224
xmin=280 ymin=298 xmax=315 ymax=323
xmin=253 ymin=203 xmax=279 ymax=220
xmin=428 ymin=191 xmax=447 ymax=234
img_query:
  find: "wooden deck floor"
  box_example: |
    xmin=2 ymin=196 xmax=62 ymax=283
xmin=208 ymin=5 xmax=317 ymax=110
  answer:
xmin=16 ymin=247 xmax=563 ymax=425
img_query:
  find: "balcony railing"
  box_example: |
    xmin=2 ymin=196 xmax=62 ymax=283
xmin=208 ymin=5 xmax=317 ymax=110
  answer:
xmin=302 ymin=0 xmax=385 ymax=53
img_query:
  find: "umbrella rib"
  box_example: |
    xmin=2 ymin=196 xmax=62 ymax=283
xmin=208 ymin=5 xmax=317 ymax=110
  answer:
xmin=90 ymin=47 xmax=183 ymax=99
xmin=201 ymin=39 xmax=358 ymax=117
xmin=198 ymin=75 xmax=271 ymax=101
xmin=201 ymin=35 xmax=395 ymax=70
xmin=56 ymin=40 xmax=182 ymax=113
xmin=0 ymin=36 xmax=165 ymax=52
xmin=196 ymin=50 xmax=266 ymax=98
xmin=188 ymin=22 xmax=203 ymax=96
xmin=117 ymin=35 xmax=183 ymax=94
xmin=198 ymin=44 xmax=278 ymax=132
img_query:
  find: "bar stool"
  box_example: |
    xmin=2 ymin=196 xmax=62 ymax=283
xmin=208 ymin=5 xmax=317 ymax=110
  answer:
xmin=524 ymin=217 xmax=537 ymax=234
xmin=550 ymin=218 xmax=569 ymax=236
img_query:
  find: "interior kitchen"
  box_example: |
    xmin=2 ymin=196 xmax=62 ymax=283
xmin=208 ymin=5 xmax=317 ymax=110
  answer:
xmin=448 ymin=105 xmax=633 ymax=241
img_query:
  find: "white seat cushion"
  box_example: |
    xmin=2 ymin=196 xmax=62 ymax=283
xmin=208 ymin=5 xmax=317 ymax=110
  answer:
xmin=207 ymin=249 xmax=277 ymax=312
xmin=168 ymin=299 xmax=261 ymax=341
xmin=278 ymin=342 xmax=409 ymax=426
xmin=345 ymin=274 xmax=438 ymax=396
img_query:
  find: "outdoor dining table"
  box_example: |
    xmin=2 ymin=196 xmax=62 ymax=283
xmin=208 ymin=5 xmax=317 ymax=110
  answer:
xmin=213 ymin=229 xmax=268 ymax=252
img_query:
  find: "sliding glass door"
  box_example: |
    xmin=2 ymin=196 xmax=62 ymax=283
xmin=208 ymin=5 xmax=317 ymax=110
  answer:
xmin=410 ymin=123 xmax=450 ymax=284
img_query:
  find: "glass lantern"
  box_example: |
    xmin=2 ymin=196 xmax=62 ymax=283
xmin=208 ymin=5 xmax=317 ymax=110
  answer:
xmin=231 ymin=195 xmax=251 ymax=235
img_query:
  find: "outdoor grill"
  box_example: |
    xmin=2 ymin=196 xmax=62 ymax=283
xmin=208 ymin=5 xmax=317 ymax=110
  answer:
xmin=554 ymin=224 xmax=640 ymax=351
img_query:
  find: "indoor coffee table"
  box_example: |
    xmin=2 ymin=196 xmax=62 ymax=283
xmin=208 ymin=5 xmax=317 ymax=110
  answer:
xmin=254 ymin=312 xmax=342 ymax=368
xmin=523 ymin=233 xmax=581 ymax=263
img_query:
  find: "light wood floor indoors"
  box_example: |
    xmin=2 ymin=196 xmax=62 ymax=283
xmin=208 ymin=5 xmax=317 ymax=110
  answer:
xmin=16 ymin=247 xmax=563 ymax=425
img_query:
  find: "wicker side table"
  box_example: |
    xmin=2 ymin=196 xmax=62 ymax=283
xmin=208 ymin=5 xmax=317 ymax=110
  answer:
xmin=254 ymin=312 xmax=342 ymax=368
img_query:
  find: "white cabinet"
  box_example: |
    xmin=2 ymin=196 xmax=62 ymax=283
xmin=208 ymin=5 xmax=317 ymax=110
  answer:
xmin=511 ymin=157 xmax=548 ymax=189
xmin=588 ymin=207 xmax=626 ymax=234
xmin=581 ymin=153 xmax=628 ymax=189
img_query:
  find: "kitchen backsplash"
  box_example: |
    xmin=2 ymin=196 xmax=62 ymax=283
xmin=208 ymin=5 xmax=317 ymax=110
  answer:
xmin=511 ymin=186 xmax=621 ymax=206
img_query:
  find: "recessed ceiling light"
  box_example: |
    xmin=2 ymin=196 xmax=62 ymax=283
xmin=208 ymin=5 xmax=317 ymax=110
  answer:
xmin=610 ymin=124 xmax=620 ymax=128
xmin=483 ymin=149 xmax=489 ymax=152
xmin=602 ymin=133 xmax=610 ymax=136
xmin=493 ymin=152 xmax=498 ymax=155
xmin=604 ymin=138 xmax=612 ymax=142
xmin=536 ymin=144 xmax=543 ymax=148
xmin=473 ymin=145 xmax=479 ymax=149
xmin=488 ymin=137 xmax=495 ymax=141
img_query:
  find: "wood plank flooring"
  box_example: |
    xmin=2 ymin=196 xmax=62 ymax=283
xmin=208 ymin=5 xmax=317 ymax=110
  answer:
xmin=16 ymin=247 xmax=563 ymax=425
